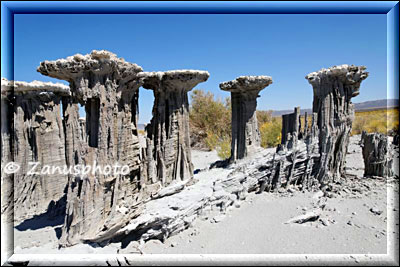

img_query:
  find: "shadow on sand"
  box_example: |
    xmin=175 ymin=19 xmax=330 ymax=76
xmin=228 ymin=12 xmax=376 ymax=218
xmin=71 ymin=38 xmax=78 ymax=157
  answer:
xmin=14 ymin=196 xmax=66 ymax=232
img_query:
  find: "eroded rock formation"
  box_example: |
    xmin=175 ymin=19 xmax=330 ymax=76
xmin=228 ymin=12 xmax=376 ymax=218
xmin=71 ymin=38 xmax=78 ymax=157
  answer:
xmin=281 ymin=107 xmax=301 ymax=145
xmin=140 ymin=71 xmax=209 ymax=186
xmin=222 ymin=65 xmax=369 ymax=197
xmin=1 ymin=79 xmax=14 ymax=220
xmin=1 ymin=78 xmax=70 ymax=222
xmin=261 ymin=107 xmax=321 ymax=192
xmin=3 ymin=60 xmax=375 ymax=250
xmin=361 ymin=131 xmax=394 ymax=177
xmin=121 ymin=65 xmax=371 ymax=244
xmin=305 ymin=65 xmax=369 ymax=187
xmin=220 ymin=76 xmax=273 ymax=161
xmin=37 ymin=50 xmax=149 ymax=246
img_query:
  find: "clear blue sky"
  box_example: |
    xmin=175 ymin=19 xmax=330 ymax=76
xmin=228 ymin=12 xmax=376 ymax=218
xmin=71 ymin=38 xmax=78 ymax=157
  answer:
xmin=11 ymin=14 xmax=392 ymax=123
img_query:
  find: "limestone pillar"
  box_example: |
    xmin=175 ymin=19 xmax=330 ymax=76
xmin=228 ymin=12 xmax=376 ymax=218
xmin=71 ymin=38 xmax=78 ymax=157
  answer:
xmin=1 ymin=79 xmax=14 ymax=221
xmin=219 ymin=76 xmax=272 ymax=161
xmin=361 ymin=131 xmax=394 ymax=178
xmin=38 ymin=50 xmax=146 ymax=246
xmin=281 ymin=107 xmax=301 ymax=145
xmin=1 ymin=78 xmax=70 ymax=222
xmin=305 ymin=64 xmax=368 ymax=186
xmin=140 ymin=70 xmax=209 ymax=186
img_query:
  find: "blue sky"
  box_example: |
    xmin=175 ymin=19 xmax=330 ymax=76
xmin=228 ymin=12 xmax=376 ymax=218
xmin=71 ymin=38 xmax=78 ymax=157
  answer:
xmin=11 ymin=14 xmax=392 ymax=123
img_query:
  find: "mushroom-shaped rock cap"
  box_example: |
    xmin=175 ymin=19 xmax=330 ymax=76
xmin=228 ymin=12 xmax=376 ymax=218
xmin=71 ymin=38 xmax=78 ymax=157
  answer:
xmin=305 ymin=64 xmax=368 ymax=97
xmin=139 ymin=70 xmax=209 ymax=92
xmin=305 ymin=64 xmax=368 ymax=85
xmin=219 ymin=76 xmax=273 ymax=93
xmin=37 ymin=50 xmax=143 ymax=82
xmin=1 ymin=77 xmax=70 ymax=97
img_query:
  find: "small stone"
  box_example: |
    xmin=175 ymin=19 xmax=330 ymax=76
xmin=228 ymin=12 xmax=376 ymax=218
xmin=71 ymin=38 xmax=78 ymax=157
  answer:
xmin=370 ymin=207 xmax=383 ymax=216
xmin=320 ymin=218 xmax=329 ymax=226
xmin=287 ymin=188 xmax=295 ymax=194
xmin=278 ymin=188 xmax=286 ymax=194
xmin=212 ymin=215 xmax=226 ymax=223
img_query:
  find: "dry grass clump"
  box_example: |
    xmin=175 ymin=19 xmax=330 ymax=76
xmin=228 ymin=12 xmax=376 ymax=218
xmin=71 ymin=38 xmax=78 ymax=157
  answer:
xmin=351 ymin=108 xmax=399 ymax=135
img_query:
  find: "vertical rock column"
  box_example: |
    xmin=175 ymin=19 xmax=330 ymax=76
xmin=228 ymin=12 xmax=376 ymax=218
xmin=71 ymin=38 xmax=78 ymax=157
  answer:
xmin=361 ymin=131 xmax=394 ymax=177
xmin=220 ymin=76 xmax=273 ymax=161
xmin=281 ymin=107 xmax=301 ymax=145
xmin=140 ymin=70 xmax=209 ymax=186
xmin=1 ymin=78 xmax=71 ymax=222
xmin=305 ymin=65 xmax=368 ymax=186
xmin=38 ymin=50 xmax=146 ymax=246
xmin=1 ymin=79 xmax=14 ymax=220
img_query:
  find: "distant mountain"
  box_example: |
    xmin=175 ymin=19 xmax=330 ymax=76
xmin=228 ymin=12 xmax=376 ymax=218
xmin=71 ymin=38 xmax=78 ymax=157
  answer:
xmin=271 ymin=99 xmax=399 ymax=117
xmin=353 ymin=99 xmax=398 ymax=110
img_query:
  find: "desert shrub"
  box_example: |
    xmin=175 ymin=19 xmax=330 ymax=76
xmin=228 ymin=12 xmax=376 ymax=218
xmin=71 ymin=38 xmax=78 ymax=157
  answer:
xmin=216 ymin=136 xmax=231 ymax=160
xmin=352 ymin=114 xmax=369 ymax=136
xmin=204 ymin=130 xmax=219 ymax=151
xmin=260 ymin=117 xmax=282 ymax=148
xmin=256 ymin=110 xmax=274 ymax=126
xmin=189 ymin=89 xmax=232 ymax=158
xmin=351 ymin=108 xmax=399 ymax=135
xmin=189 ymin=89 xmax=231 ymax=139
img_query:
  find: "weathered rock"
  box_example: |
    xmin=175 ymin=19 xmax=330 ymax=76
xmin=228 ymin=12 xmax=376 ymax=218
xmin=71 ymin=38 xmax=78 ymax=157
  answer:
xmin=38 ymin=50 xmax=149 ymax=246
xmin=220 ymin=76 xmax=273 ymax=161
xmin=140 ymin=70 xmax=209 ymax=186
xmin=281 ymin=107 xmax=300 ymax=145
xmin=1 ymin=78 xmax=70 ymax=222
xmin=217 ymin=65 xmax=368 ymax=199
xmin=1 ymin=79 xmax=14 ymax=220
xmin=361 ymin=131 xmax=394 ymax=177
xmin=151 ymin=180 xmax=190 ymax=200
xmin=285 ymin=209 xmax=322 ymax=224
xmin=393 ymin=133 xmax=399 ymax=146
xmin=370 ymin=207 xmax=383 ymax=216
xmin=305 ymin=64 xmax=369 ymax=186
xmin=95 ymin=130 xmax=379 ymax=246
xmin=5 ymin=61 xmax=371 ymax=250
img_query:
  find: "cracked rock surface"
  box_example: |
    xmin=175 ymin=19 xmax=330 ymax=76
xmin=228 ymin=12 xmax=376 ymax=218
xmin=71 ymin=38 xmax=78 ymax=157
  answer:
xmin=1 ymin=78 xmax=70 ymax=223
xmin=305 ymin=64 xmax=369 ymax=186
xmin=220 ymin=76 xmax=273 ymax=161
xmin=38 ymin=50 xmax=148 ymax=246
xmin=140 ymin=70 xmax=209 ymax=186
